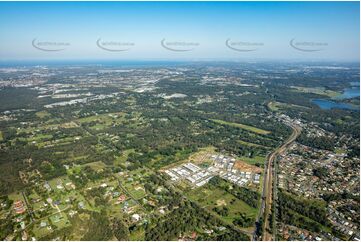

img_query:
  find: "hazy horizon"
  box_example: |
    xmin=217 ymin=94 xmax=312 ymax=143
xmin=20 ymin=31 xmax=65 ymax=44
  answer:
xmin=0 ymin=1 xmax=359 ymax=62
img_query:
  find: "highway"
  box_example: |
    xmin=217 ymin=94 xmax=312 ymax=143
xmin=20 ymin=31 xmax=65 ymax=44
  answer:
xmin=253 ymin=122 xmax=301 ymax=241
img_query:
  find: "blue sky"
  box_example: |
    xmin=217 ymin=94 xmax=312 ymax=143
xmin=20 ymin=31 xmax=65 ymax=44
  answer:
xmin=0 ymin=1 xmax=359 ymax=61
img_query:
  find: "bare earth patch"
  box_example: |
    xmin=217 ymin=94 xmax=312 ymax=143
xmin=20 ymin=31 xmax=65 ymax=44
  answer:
xmin=233 ymin=160 xmax=262 ymax=173
xmin=216 ymin=199 xmax=227 ymax=206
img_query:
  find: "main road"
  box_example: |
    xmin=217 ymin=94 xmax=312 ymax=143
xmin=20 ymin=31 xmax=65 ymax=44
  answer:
xmin=253 ymin=122 xmax=301 ymax=241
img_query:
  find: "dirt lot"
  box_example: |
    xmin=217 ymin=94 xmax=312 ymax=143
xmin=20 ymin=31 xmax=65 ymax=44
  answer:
xmin=233 ymin=160 xmax=262 ymax=173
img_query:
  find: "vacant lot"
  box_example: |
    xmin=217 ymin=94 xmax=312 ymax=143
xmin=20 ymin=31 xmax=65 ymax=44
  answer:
xmin=186 ymin=185 xmax=257 ymax=226
xmin=237 ymin=155 xmax=265 ymax=166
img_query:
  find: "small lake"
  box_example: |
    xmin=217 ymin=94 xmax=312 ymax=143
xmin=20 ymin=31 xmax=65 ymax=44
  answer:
xmin=312 ymin=99 xmax=359 ymax=111
xmin=335 ymin=87 xmax=360 ymax=100
xmin=312 ymin=84 xmax=360 ymax=111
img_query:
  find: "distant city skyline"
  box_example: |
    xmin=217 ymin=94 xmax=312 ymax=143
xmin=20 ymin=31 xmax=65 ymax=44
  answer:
xmin=0 ymin=1 xmax=359 ymax=61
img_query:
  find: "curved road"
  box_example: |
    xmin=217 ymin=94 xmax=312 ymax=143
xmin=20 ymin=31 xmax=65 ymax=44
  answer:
xmin=254 ymin=122 xmax=301 ymax=241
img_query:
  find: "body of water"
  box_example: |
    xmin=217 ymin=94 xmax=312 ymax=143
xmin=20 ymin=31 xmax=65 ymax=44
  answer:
xmin=335 ymin=87 xmax=360 ymax=100
xmin=312 ymin=84 xmax=360 ymax=111
xmin=312 ymin=99 xmax=359 ymax=111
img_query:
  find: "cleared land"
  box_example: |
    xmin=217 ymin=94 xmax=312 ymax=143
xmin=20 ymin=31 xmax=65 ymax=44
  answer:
xmin=211 ymin=119 xmax=270 ymax=135
xmin=238 ymin=140 xmax=268 ymax=148
xmin=237 ymin=155 xmax=265 ymax=166
xmin=267 ymin=101 xmax=309 ymax=111
xmin=186 ymin=185 xmax=258 ymax=226
xmin=290 ymin=86 xmax=340 ymax=98
xmin=77 ymin=112 xmax=127 ymax=131
xmin=233 ymin=160 xmax=263 ymax=173
xmin=35 ymin=111 xmax=51 ymax=119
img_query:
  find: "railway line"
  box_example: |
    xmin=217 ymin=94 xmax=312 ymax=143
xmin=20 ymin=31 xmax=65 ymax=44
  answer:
xmin=253 ymin=123 xmax=301 ymax=241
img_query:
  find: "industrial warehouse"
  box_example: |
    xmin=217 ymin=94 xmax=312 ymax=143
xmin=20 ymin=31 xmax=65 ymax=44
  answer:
xmin=164 ymin=154 xmax=262 ymax=188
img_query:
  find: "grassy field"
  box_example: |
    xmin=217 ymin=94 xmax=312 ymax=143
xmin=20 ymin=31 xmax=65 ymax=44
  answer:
xmin=33 ymin=220 xmax=53 ymax=239
xmin=48 ymin=176 xmax=66 ymax=191
xmin=83 ymin=161 xmax=107 ymax=171
xmin=267 ymin=101 xmax=280 ymax=111
xmin=8 ymin=192 xmax=24 ymax=205
xmin=186 ymin=186 xmax=257 ymax=226
xmin=77 ymin=112 xmax=126 ymax=131
xmin=291 ymin=86 xmax=340 ymax=98
xmin=27 ymin=189 xmax=41 ymax=201
xmin=159 ymin=146 xmax=216 ymax=171
xmin=36 ymin=136 xmax=81 ymax=148
xmin=35 ymin=111 xmax=51 ymax=119
xmin=211 ymin=119 xmax=270 ymax=135
xmin=16 ymin=121 xmax=78 ymax=137
xmin=335 ymin=148 xmax=347 ymax=154
xmin=18 ymin=134 xmax=53 ymax=143
xmin=238 ymin=140 xmax=268 ymax=148
xmin=114 ymin=149 xmax=135 ymax=166
xmin=49 ymin=212 xmax=71 ymax=229
xmin=267 ymin=101 xmax=309 ymax=112
xmin=129 ymin=226 xmax=145 ymax=240
xmin=66 ymin=213 xmax=91 ymax=240
xmin=237 ymin=155 xmax=265 ymax=166
xmin=124 ymin=183 xmax=147 ymax=200
xmin=32 ymin=200 xmax=44 ymax=211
